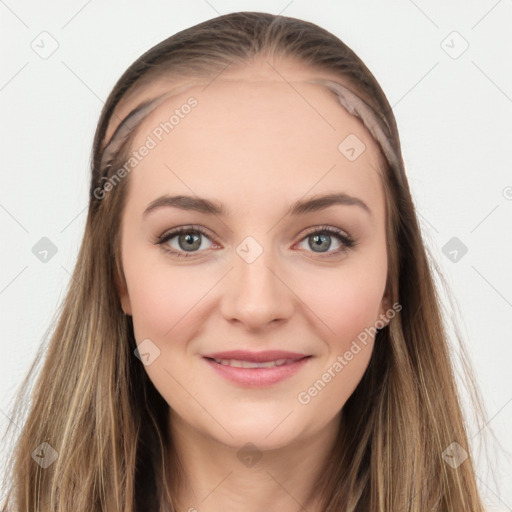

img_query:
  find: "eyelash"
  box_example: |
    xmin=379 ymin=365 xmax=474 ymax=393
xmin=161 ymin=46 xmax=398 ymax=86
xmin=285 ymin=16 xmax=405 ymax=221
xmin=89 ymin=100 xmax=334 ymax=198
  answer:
xmin=155 ymin=224 xmax=357 ymax=259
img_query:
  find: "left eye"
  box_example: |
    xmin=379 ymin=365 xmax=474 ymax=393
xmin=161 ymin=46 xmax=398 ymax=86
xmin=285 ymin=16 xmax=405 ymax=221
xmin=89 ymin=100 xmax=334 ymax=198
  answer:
xmin=295 ymin=226 xmax=355 ymax=256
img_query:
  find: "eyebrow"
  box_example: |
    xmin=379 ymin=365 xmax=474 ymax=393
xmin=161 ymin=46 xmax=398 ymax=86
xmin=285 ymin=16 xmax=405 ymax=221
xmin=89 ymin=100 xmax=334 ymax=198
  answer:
xmin=143 ymin=192 xmax=371 ymax=218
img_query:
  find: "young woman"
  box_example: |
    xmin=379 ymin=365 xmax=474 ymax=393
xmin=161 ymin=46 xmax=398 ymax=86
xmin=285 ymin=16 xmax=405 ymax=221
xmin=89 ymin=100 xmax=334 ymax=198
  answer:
xmin=2 ymin=11 xmax=487 ymax=511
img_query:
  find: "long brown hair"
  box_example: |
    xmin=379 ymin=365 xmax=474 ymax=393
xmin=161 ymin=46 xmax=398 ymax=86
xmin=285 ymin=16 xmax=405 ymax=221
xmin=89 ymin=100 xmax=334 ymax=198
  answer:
xmin=1 ymin=11 xmax=488 ymax=511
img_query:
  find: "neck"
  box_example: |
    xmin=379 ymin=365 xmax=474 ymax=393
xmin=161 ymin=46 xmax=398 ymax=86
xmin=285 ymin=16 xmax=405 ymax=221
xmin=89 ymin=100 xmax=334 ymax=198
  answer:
xmin=167 ymin=412 xmax=340 ymax=512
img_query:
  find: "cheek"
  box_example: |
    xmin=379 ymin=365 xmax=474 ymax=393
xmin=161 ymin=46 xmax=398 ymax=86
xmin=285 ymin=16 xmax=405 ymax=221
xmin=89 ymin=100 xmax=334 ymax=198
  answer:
xmin=295 ymin=261 xmax=386 ymax=350
xmin=124 ymin=259 xmax=209 ymax=402
xmin=291 ymin=258 xmax=386 ymax=410
xmin=294 ymin=278 xmax=381 ymax=419
xmin=123 ymin=241 xmax=215 ymax=342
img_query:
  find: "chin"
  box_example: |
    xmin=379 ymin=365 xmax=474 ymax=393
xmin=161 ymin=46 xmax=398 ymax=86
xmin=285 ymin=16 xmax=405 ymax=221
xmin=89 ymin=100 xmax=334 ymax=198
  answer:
xmin=208 ymin=414 xmax=306 ymax=451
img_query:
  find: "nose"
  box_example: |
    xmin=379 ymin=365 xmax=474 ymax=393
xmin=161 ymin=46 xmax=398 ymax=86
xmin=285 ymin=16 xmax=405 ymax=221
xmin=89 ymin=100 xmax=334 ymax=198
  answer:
xmin=219 ymin=239 xmax=295 ymax=330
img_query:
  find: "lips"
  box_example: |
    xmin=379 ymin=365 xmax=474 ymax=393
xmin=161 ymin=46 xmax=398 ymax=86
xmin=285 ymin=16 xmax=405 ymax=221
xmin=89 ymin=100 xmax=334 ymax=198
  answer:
xmin=202 ymin=350 xmax=308 ymax=363
xmin=202 ymin=350 xmax=312 ymax=387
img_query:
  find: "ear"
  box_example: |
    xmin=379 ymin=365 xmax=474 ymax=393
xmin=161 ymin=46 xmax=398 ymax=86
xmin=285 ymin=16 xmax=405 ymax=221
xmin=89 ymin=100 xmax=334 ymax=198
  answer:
xmin=115 ymin=268 xmax=132 ymax=316
xmin=376 ymin=288 xmax=392 ymax=328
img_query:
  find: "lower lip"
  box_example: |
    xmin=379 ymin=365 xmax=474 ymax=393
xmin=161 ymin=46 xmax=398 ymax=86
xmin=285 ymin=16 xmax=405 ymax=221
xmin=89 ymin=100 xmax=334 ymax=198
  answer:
xmin=203 ymin=357 xmax=311 ymax=387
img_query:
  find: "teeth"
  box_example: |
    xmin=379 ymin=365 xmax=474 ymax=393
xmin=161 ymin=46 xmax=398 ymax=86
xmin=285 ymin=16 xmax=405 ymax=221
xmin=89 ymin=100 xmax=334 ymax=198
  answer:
xmin=213 ymin=358 xmax=290 ymax=368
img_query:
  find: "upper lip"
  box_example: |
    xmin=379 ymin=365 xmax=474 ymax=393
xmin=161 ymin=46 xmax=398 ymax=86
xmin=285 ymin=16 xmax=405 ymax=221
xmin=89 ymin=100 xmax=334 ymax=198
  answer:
xmin=202 ymin=350 xmax=310 ymax=363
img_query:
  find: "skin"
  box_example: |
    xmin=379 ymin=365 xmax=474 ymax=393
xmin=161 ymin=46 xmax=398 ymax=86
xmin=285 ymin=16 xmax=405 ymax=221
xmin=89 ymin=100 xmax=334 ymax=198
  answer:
xmin=115 ymin=57 xmax=391 ymax=512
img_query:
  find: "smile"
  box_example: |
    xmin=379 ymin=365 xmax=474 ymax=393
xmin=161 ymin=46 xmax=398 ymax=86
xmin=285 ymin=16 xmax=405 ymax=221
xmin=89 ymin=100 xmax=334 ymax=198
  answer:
xmin=210 ymin=358 xmax=293 ymax=368
xmin=203 ymin=355 xmax=312 ymax=387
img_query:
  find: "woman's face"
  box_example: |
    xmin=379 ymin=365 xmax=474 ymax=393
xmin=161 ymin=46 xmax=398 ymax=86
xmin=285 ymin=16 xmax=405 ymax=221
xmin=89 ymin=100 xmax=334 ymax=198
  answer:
xmin=115 ymin=59 xmax=390 ymax=450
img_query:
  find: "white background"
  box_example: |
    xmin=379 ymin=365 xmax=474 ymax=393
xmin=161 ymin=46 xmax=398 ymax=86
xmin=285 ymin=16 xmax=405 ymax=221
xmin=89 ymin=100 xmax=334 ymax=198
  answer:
xmin=1 ymin=1 xmax=511 ymax=509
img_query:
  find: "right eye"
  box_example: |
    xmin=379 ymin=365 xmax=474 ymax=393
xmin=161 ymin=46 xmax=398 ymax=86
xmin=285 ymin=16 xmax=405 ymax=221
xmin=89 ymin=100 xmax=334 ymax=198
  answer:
xmin=156 ymin=225 xmax=219 ymax=258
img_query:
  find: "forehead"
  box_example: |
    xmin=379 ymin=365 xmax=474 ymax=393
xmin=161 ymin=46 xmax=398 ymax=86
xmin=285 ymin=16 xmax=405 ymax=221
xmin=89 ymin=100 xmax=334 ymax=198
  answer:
xmin=119 ymin=80 xmax=385 ymax=221
xmin=130 ymin=78 xmax=383 ymax=169
xmin=105 ymin=57 xmax=388 ymax=224
xmin=104 ymin=56 xmax=375 ymax=145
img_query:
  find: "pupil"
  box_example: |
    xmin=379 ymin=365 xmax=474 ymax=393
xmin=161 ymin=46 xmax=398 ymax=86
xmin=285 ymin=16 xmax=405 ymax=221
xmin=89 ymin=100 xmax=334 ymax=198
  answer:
xmin=179 ymin=232 xmax=201 ymax=251
xmin=310 ymin=234 xmax=330 ymax=252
